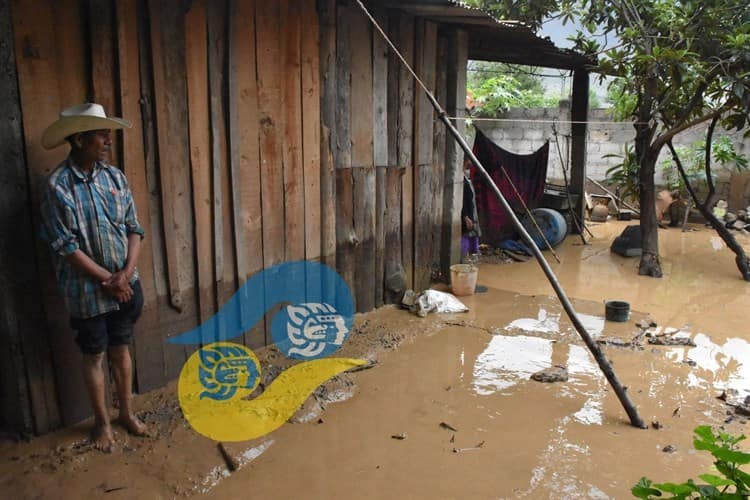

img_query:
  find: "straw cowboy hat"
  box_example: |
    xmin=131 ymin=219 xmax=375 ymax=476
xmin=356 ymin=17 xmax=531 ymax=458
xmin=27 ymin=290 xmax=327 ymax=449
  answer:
xmin=41 ymin=102 xmax=131 ymax=150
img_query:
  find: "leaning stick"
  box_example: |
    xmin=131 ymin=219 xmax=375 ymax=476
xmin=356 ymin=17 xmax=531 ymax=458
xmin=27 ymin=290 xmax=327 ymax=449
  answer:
xmin=356 ymin=0 xmax=646 ymax=428
xmin=587 ymin=176 xmax=640 ymax=215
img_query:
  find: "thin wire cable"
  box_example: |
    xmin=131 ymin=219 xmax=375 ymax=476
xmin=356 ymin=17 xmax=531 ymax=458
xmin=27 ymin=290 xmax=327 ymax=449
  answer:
xmin=455 ymin=116 xmax=650 ymax=125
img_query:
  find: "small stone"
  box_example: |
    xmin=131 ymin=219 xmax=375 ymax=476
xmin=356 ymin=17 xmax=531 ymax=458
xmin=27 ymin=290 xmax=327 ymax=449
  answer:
xmin=662 ymin=444 xmax=677 ymax=453
xmin=682 ymin=359 xmax=697 ymax=367
xmin=651 ymin=420 xmax=662 ymax=430
xmin=531 ymin=365 xmax=568 ymax=383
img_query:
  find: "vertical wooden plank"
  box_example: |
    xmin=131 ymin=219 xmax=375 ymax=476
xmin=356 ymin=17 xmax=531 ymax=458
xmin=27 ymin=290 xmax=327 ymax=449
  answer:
xmin=256 ymin=0 xmax=285 ymax=343
xmin=431 ymin=33 xmax=448 ymax=281
xmin=441 ymin=29 xmax=467 ymax=275
xmin=350 ymin=5 xmax=375 ymax=312
xmin=334 ymin=2 xmax=354 ymax=293
xmin=281 ymin=0 xmax=305 ymax=263
xmin=301 ymin=0 xmax=322 ymax=263
xmin=148 ymin=0 xmax=195 ymax=313
xmin=148 ymin=0 xmax=196 ymax=379
xmin=116 ymin=0 xmax=164 ymax=391
xmin=318 ymin=0 xmax=337 ymax=304
xmin=372 ymin=8 xmax=388 ymax=308
xmin=207 ymin=0 xmax=237 ymax=315
xmin=384 ymin=9 xmax=404 ymax=304
xmin=12 ymin=0 xmax=88 ymax=428
xmin=88 ymin=0 xmax=121 ymax=164
xmin=413 ymin=20 xmax=437 ymax=291
xmin=1 ymin=0 xmax=49 ymax=434
xmin=184 ymin=0 xmax=216 ymax=325
xmin=229 ymin=0 xmax=264 ymax=348
xmin=397 ymin=14 xmax=415 ymax=291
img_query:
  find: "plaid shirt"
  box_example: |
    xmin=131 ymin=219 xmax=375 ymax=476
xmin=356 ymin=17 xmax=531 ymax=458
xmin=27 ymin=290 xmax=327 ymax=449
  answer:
xmin=40 ymin=157 xmax=145 ymax=319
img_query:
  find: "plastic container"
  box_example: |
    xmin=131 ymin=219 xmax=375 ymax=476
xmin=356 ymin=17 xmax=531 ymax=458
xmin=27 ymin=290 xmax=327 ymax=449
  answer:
xmin=450 ymin=264 xmax=478 ymax=296
xmin=604 ymin=300 xmax=630 ymax=322
xmin=521 ymin=208 xmax=568 ymax=249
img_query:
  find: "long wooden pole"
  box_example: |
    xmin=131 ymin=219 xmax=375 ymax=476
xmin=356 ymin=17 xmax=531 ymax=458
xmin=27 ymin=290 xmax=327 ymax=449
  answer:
xmin=355 ymin=0 xmax=646 ymax=428
xmin=587 ymin=176 xmax=641 ymax=215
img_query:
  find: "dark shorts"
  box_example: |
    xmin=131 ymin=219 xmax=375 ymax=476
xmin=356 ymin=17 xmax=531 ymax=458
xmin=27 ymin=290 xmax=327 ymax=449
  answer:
xmin=70 ymin=280 xmax=144 ymax=355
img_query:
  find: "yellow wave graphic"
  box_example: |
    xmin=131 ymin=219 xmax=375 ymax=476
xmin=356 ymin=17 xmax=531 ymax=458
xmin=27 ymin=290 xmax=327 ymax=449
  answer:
xmin=178 ymin=345 xmax=366 ymax=442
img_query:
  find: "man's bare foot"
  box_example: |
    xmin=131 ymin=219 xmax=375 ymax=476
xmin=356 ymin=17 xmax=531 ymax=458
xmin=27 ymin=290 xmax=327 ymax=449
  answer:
xmin=118 ymin=413 xmax=148 ymax=437
xmin=91 ymin=423 xmax=115 ymax=453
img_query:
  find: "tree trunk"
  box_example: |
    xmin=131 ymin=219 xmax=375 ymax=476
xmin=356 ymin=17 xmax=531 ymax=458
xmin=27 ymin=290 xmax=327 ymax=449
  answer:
xmin=636 ymin=139 xmax=662 ymax=277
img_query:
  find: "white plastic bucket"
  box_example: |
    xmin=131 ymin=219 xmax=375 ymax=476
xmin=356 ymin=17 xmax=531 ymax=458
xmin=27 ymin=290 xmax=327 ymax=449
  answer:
xmin=450 ymin=264 xmax=478 ymax=296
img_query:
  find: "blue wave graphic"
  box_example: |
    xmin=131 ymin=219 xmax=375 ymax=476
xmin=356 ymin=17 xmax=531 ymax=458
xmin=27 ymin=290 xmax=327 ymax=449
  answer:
xmin=167 ymin=260 xmax=354 ymax=350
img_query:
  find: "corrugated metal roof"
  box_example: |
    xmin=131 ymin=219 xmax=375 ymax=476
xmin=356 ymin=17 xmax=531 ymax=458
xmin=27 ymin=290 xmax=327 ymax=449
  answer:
xmin=375 ymin=0 xmax=594 ymax=70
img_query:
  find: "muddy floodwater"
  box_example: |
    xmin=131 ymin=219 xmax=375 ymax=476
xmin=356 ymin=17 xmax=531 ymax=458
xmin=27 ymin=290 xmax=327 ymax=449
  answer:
xmin=2 ymin=221 xmax=750 ymax=499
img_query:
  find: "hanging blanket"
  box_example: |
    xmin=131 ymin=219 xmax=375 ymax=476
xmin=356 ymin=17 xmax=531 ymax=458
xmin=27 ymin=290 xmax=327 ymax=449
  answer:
xmin=470 ymin=128 xmax=549 ymax=246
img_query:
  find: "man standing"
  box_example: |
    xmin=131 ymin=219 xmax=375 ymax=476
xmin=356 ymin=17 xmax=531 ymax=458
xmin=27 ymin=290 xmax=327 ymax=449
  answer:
xmin=40 ymin=103 xmax=148 ymax=452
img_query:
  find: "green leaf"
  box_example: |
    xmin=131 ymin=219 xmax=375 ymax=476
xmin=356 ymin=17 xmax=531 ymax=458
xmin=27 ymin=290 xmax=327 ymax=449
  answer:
xmin=632 ymin=478 xmax=662 ymax=499
xmin=694 ymin=426 xmax=716 ymax=444
xmin=653 ymin=482 xmax=698 ymax=495
xmin=711 ymin=447 xmax=750 ymax=465
xmin=698 ymin=473 xmax=736 ymax=487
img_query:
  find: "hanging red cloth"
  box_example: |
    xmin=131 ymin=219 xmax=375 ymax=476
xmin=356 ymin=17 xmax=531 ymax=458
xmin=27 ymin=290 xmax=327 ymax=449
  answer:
xmin=470 ymin=128 xmax=550 ymax=246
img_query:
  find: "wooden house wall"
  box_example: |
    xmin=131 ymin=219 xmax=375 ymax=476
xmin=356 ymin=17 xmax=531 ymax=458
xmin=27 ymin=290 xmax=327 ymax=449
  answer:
xmin=0 ymin=0 xmax=467 ymax=434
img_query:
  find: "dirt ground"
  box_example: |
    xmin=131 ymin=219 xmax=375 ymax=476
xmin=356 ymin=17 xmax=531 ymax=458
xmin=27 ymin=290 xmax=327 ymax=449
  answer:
xmin=2 ymin=220 xmax=750 ymax=499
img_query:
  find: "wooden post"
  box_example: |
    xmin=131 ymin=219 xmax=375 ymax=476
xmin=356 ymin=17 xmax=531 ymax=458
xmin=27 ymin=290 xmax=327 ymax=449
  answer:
xmin=441 ymin=28 xmax=467 ymax=275
xmin=570 ymin=69 xmax=589 ymax=231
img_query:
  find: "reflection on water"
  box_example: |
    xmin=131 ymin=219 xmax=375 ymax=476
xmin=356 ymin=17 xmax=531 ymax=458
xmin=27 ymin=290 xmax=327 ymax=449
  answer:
xmin=506 ymin=307 xmax=560 ymax=334
xmin=505 ymin=307 xmax=606 ymax=339
xmin=682 ymin=333 xmax=750 ymax=394
xmin=472 ymin=335 xmax=553 ymax=395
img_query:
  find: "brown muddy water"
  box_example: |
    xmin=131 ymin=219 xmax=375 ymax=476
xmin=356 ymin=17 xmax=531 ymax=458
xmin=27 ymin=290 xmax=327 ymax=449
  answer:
xmin=2 ymin=221 xmax=750 ymax=499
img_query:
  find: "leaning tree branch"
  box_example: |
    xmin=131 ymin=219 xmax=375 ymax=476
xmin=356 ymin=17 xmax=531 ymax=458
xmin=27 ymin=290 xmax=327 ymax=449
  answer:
xmin=668 ymin=140 xmax=750 ymax=282
xmin=653 ymin=108 xmax=723 ymax=150
xmin=704 ymin=115 xmax=719 ymax=199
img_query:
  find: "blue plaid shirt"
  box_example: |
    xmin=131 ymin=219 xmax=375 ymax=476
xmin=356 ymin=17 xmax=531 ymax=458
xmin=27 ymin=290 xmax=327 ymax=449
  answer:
xmin=40 ymin=157 xmax=145 ymax=319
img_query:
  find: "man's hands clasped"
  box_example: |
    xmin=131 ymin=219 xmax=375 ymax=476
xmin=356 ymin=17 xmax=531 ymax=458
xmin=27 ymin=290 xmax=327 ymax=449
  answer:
xmin=102 ymin=270 xmax=134 ymax=303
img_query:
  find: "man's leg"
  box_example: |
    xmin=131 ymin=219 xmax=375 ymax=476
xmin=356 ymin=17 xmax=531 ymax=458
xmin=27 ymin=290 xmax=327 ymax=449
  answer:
xmin=108 ymin=345 xmax=147 ymax=435
xmin=81 ymin=352 xmax=115 ymax=452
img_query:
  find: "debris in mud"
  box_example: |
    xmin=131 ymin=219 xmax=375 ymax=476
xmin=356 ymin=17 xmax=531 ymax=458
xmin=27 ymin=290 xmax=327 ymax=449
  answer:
xmin=682 ymin=359 xmax=697 ymax=367
xmin=402 ymin=289 xmax=469 ymax=317
xmin=452 ymin=441 xmax=485 ymax=453
xmin=662 ymin=444 xmax=677 ymax=453
xmin=648 ymin=336 xmax=696 ymax=347
xmin=597 ymin=336 xmax=634 ymax=348
xmin=672 ymin=407 xmax=681 ymax=417
xmin=531 ymin=365 xmax=568 ymax=383
xmin=390 ymin=433 xmax=407 ymax=440
xmin=651 ymin=421 xmax=662 ymax=430
xmin=637 ymin=319 xmax=657 ymax=329
xmin=439 ymin=422 xmax=458 ymax=432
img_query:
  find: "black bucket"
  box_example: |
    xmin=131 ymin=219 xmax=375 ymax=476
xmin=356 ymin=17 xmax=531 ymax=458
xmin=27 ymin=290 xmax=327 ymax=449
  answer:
xmin=605 ymin=300 xmax=630 ymax=322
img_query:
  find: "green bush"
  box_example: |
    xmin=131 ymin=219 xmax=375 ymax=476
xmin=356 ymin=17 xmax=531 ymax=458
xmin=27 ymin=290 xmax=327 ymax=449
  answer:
xmin=632 ymin=426 xmax=750 ymax=499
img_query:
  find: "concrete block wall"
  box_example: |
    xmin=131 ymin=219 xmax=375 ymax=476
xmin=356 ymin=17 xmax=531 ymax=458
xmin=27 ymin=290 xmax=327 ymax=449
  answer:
xmin=476 ymin=107 xmax=750 ymax=201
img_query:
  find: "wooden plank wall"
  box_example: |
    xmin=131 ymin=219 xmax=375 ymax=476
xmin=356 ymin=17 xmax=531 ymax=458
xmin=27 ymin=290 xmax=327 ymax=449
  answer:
xmin=3 ymin=0 xmax=468 ymax=433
